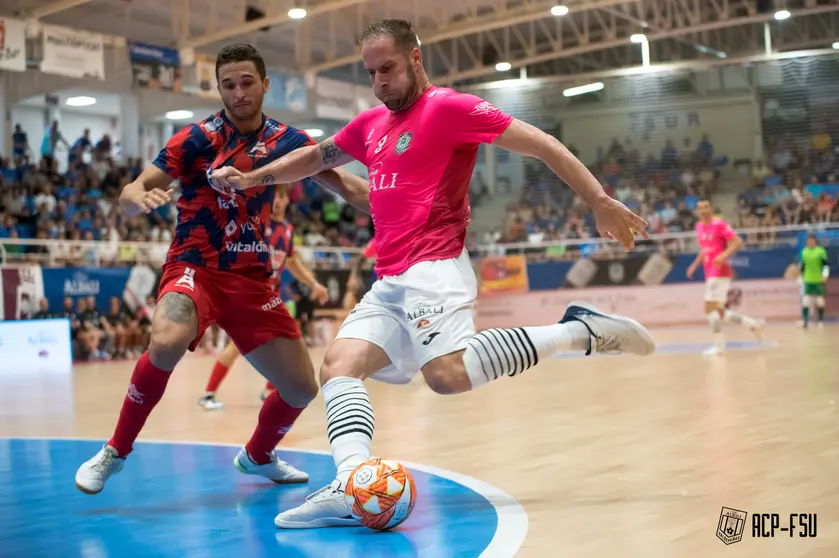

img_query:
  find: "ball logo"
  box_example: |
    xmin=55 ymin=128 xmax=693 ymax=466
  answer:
xmin=355 ymin=468 xmax=373 ymax=485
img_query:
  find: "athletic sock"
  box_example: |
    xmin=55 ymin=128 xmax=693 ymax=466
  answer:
xmin=322 ymin=377 xmax=374 ymax=489
xmin=803 ymin=306 xmax=810 ymax=324
xmin=817 ymin=307 xmax=824 ymax=322
xmin=244 ymin=390 xmax=304 ymax=465
xmin=463 ymin=322 xmax=590 ymax=389
xmin=204 ymin=361 xmax=230 ymax=394
xmin=723 ymin=309 xmax=757 ymax=328
xmin=108 ymin=351 xmax=172 ymax=457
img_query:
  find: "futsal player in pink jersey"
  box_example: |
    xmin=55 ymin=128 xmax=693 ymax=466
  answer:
xmin=687 ymin=200 xmax=764 ymax=356
xmin=211 ymin=19 xmax=656 ymax=528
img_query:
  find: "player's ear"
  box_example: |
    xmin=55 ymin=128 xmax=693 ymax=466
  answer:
xmin=410 ymin=47 xmax=422 ymax=68
xmin=263 ymin=76 xmax=270 ymax=95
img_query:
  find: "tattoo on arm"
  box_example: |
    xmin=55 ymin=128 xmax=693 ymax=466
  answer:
xmin=261 ymin=175 xmax=276 ymax=186
xmin=320 ymin=139 xmax=344 ymax=166
xmin=158 ymin=292 xmax=197 ymax=325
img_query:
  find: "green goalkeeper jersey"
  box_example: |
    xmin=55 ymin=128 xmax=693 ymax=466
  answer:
xmin=801 ymin=246 xmax=828 ymax=284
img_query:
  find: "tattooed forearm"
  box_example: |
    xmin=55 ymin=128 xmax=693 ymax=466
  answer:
xmin=261 ymin=174 xmax=276 ymax=186
xmin=158 ymin=292 xmax=197 ymax=325
xmin=320 ymin=139 xmax=344 ymax=166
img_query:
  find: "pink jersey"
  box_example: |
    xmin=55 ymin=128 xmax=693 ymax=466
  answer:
xmin=695 ymin=217 xmax=737 ymax=279
xmin=333 ymin=86 xmax=513 ymax=276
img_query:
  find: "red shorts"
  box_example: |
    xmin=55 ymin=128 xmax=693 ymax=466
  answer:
xmin=157 ymin=262 xmax=301 ymax=354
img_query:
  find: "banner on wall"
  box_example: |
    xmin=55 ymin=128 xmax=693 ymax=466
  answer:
xmin=41 ymin=267 xmax=131 ymax=313
xmin=40 ymin=24 xmax=105 ymax=79
xmin=265 ymin=70 xmax=308 ymax=113
xmin=315 ymin=77 xmax=357 ymax=120
xmin=479 ymin=255 xmax=529 ymax=295
xmin=0 ymin=265 xmax=45 ymax=320
xmin=476 ymin=278 xmax=839 ymax=331
xmin=191 ymin=53 xmax=220 ymax=99
xmin=128 ymin=41 xmax=182 ymax=92
xmin=0 ymin=17 xmax=26 ymax=72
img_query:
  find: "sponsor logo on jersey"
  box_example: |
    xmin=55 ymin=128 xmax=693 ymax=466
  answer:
xmin=225 ymin=241 xmax=269 ymax=253
xmin=395 ymin=132 xmax=412 ymax=154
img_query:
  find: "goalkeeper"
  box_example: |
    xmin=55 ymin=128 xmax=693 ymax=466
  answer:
xmin=799 ymin=233 xmax=830 ymax=328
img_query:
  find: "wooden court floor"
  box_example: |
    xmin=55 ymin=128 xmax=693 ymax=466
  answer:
xmin=1 ymin=323 xmax=837 ymax=557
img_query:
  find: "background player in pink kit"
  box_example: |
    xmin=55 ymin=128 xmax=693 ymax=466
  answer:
xmin=199 ymin=185 xmax=330 ymax=410
xmin=687 ymin=199 xmax=764 ymax=356
xmin=74 ymin=43 xmax=369 ymax=495
xmin=210 ymin=19 xmax=656 ymax=528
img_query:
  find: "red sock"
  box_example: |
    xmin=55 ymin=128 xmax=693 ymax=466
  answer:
xmin=264 ymin=380 xmax=274 ymax=392
xmin=245 ymin=390 xmax=304 ymax=464
xmin=205 ymin=361 xmax=230 ymax=393
xmin=108 ymin=351 xmax=172 ymax=457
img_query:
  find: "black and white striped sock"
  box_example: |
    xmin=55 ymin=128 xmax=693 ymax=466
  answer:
xmin=463 ymin=322 xmax=590 ymax=389
xmin=322 ymin=376 xmax=374 ymax=488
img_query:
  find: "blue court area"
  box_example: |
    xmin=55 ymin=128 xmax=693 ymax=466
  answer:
xmin=0 ymin=439 xmax=526 ymax=558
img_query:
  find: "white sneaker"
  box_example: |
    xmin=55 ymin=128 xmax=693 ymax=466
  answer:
xmin=75 ymin=445 xmax=125 ymax=494
xmin=198 ymin=394 xmax=224 ymax=411
xmin=559 ymin=301 xmax=655 ymax=356
xmin=703 ymin=345 xmax=725 ymax=356
xmin=233 ymin=448 xmax=309 ymax=484
xmin=274 ymin=479 xmax=359 ymax=529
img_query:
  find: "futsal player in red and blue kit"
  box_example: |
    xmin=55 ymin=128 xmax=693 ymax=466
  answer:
xmin=198 ymin=184 xmax=330 ymax=411
xmin=75 ymin=43 xmax=369 ymax=494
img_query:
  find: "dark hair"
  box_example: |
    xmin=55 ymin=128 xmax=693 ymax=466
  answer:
xmin=215 ymin=43 xmax=266 ymax=80
xmin=360 ymin=19 xmax=420 ymax=53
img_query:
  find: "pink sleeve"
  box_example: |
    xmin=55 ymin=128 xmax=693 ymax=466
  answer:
xmin=362 ymin=239 xmax=376 ymax=258
xmin=720 ymin=221 xmax=737 ymax=240
xmin=444 ymin=93 xmax=514 ymax=146
xmin=332 ymin=113 xmax=370 ymax=165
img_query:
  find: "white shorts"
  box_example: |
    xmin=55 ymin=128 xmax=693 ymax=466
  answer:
xmin=336 ymin=248 xmax=477 ymax=385
xmin=705 ymin=277 xmax=732 ymax=303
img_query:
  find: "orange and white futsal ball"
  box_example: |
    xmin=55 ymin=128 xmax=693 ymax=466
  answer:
xmin=345 ymin=457 xmax=417 ymax=531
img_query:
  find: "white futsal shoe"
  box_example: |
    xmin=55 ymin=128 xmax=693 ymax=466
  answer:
xmin=198 ymin=394 xmax=224 ymax=411
xmin=559 ymin=301 xmax=655 ymax=356
xmin=233 ymin=448 xmax=309 ymax=484
xmin=703 ymin=344 xmax=725 ymax=357
xmin=274 ymin=479 xmax=358 ymax=529
xmin=75 ymin=445 xmax=125 ymax=495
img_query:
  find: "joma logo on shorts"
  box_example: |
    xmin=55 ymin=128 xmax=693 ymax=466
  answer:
xmin=225 ymin=241 xmax=268 ymax=253
xmin=261 ymin=297 xmax=282 ymax=311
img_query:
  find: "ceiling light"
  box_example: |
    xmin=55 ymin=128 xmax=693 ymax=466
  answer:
xmin=495 ymin=61 xmax=512 ymax=72
xmin=65 ymin=96 xmax=96 ymax=107
xmin=550 ymin=5 xmax=569 ymax=16
xmin=288 ymin=8 xmax=307 ymax=19
xmin=773 ymin=10 xmax=791 ymax=20
xmin=630 ymin=34 xmax=647 ymax=43
xmin=562 ymin=82 xmax=604 ymax=97
xmin=165 ymin=110 xmax=194 ymax=120
xmin=305 ymin=128 xmax=324 ymax=138
xmin=832 ymin=41 xmax=839 ymax=50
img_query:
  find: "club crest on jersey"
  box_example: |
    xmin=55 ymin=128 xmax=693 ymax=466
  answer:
xmin=395 ymin=132 xmax=412 ymax=154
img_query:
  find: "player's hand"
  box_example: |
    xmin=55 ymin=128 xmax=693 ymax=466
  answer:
xmin=136 ymin=188 xmax=173 ymax=214
xmin=311 ymin=282 xmax=329 ymax=305
xmin=686 ymin=264 xmax=696 ymax=279
xmin=209 ymin=166 xmax=250 ymax=191
xmin=591 ymin=196 xmax=649 ymax=251
xmin=713 ymin=254 xmax=727 ymax=268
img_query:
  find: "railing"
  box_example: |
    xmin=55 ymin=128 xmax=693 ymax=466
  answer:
xmin=0 ymin=223 xmax=836 ymax=268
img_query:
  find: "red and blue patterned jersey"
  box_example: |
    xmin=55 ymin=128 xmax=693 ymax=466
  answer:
xmin=265 ymin=218 xmax=294 ymax=290
xmin=152 ymin=111 xmax=314 ymax=278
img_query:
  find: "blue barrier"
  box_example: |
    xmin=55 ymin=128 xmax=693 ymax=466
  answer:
xmin=42 ymin=267 xmax=131 ymax=311
xmin=523 ymin=246 xmax=833 ymax=291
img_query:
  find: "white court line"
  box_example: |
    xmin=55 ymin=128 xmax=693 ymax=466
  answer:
xmin=2 ymin=436 xmax=528 ymax=558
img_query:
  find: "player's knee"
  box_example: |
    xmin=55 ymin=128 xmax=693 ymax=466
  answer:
xmin=148 ymin=320 xmax=192 ymax=364
xmin=816 ymin=296 xmax=826 ymax=307
xmin=421 ymin=353 xmax=471 ymax=395
xmin=318 ymin=348 xmax=365 ymax=385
